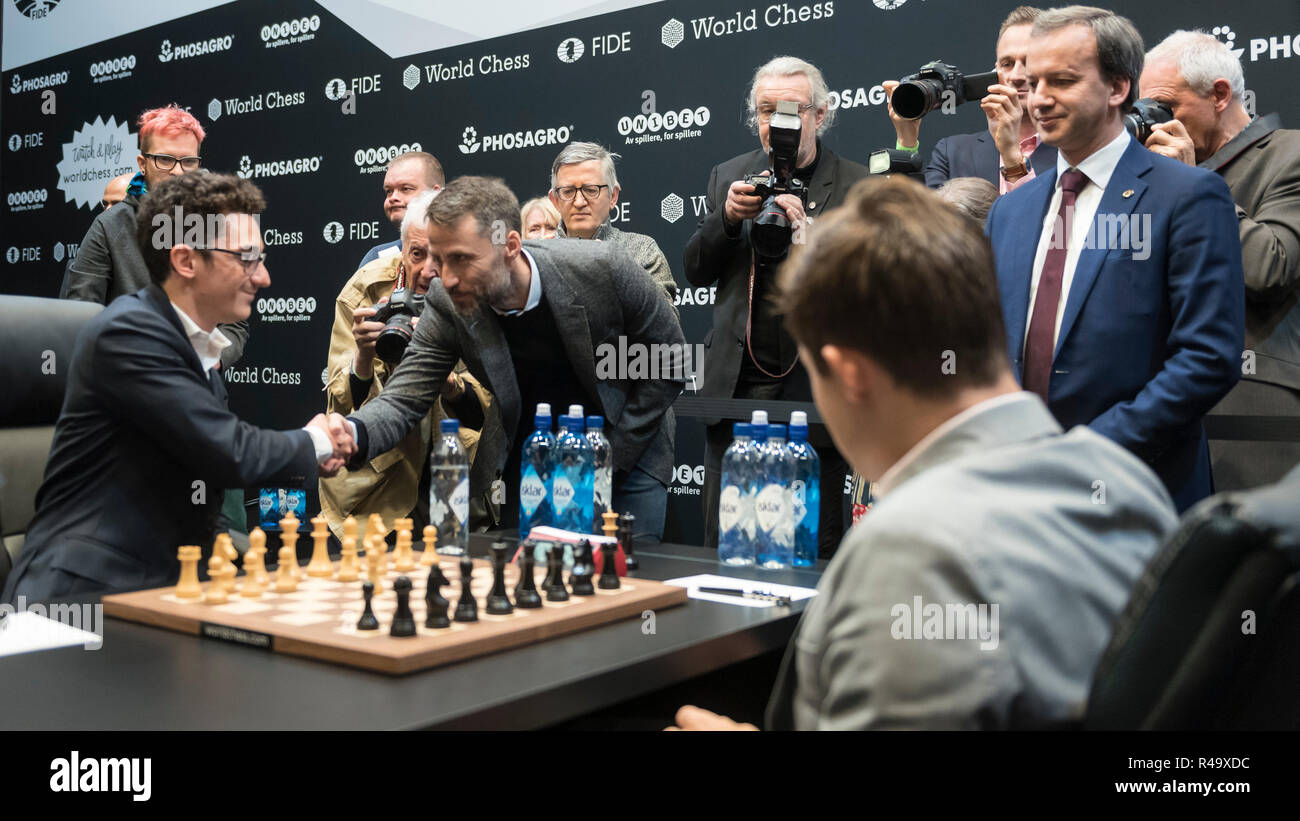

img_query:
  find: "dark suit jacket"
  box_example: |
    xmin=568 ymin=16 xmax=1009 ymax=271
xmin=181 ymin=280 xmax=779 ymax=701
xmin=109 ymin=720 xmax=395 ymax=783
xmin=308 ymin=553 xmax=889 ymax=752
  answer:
xmin=1202 ymin=113 xmax=1300 ymax=392
xmin=2 ymin=285 xmax=317 ymax=602
xmin=348 ymin=239 xmax=685 ymax=497
xmin=682 ymin=143 xmax=869 ymax=405
xmin=925 ymin=129 xmax=1057 ymax=189
xmin=986 ymin=136 xmax=1245 ymax=511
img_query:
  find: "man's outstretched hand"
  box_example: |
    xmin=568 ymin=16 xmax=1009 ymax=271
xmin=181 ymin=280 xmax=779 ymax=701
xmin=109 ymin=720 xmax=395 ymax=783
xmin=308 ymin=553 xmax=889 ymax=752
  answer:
xmin=666 ymin=705 xmax=759 ymax=731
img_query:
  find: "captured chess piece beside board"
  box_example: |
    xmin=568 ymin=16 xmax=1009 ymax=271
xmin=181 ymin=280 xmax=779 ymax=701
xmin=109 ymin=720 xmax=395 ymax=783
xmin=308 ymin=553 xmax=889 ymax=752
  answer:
xmin=102 ymin=511 xmax=684 ymax=674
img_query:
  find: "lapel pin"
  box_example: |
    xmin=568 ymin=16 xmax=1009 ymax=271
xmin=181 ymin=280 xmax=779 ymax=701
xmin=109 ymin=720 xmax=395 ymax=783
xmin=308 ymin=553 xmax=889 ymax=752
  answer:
xmin=808 ymin=201 xmax=817 ymax=210
xmin=1122 ymin=189 xmax=1135 ymax=198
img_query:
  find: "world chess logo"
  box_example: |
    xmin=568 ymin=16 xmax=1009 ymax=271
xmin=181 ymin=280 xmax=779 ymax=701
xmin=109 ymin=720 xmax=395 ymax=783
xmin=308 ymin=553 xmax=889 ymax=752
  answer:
xmin=14 ymin=0 xmax=62 ymax=20
xmin=207 ymin=98 xmax=222 ymax=121
xmin=237 ymin=155 xmax=252 ymax=178
xmin=7 ymin=135 xmax=20 ymax=152
xmin=660 ymin=193 xmax=685 ymax=223
xmin=661 ymin=19 xmax=685 ymax=49
xmin=322 ymin=221 xmax=344 ymax=244
xmin=1212 ymin=25 xmax=1246 ymax=58
xmin=873 ymin=0 xmax=908 ymax=9
xmin=52 ymin=241 xmax=65 ymax=262
xmin=458 ymin=126 xmax=481 ymax=154
xmin=324 ymin=78 xmax=348 ymax=101
xmin=5 ymin=247 xmax=18 ymax=264
xmin=557 ymin=37 xmax=584 ymax=63
xmin=402 ymin=64 xmax=420 ymax=90
xmin=321 ymin=367 xmax=329 ymax=387
xmin=158 ymin=39 xmax=173 ymax=63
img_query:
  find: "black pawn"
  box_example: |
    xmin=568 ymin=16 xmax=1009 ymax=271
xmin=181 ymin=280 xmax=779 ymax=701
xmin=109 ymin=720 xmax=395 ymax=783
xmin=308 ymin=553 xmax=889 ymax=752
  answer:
xmin=514 ymin=542 xmax=543 ymax=609
xmin=618 ymin=513 xmax=639 ymax=571
xmin=424 ymin=564 xmax=451 ymax=629
xmin=454 ymin=555 xmax=478 ymax=622
xmin=545 ymin=544 xmax=569 ymax=602
xmin=390 ymin=576 xmax=416 ymax=637
xmin=570 ymin=540 xmax=596 ymax=596
xmin=486 ymin=542 xmax=514 ymax=615
xmin=598 ymin=541 xmax=621 ymax=590
xmin=357 ymin=580 xmax=379 ymax=630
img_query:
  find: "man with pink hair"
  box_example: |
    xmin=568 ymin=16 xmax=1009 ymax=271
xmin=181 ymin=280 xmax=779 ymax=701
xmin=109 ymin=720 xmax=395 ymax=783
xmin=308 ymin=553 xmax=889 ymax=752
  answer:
xmin=60 ymin=104 xmax=248 ymax=366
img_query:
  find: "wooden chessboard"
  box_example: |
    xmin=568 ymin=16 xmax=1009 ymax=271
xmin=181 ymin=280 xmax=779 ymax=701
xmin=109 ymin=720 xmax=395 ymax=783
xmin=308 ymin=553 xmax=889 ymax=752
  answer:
xmin=102 ymin=555 xmax=687 ymax=674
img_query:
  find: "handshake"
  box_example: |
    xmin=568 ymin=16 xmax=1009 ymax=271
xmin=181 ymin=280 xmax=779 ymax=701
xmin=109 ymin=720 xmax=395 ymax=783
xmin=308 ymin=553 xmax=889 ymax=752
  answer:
xmin=306 ymin=412 xmax=357 ymax=477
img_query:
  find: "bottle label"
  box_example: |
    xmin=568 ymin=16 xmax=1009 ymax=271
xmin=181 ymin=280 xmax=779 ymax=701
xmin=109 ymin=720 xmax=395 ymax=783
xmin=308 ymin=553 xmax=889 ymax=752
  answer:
xmin=520 ymin=467 xmax=547 ymax=517
xmin=594 ymin=469 xmax=612 ymax=512
xmin=553 ymin=474 xmax=575 ymax=514
xmin=791 ymin=479 xmax=807 ymax=526
xmin=719 ymin=485 xmax=742 ymax=532
xmin=755 ymin=483 xmax=787 ymax=533
xmin=452 ymin=479 xmax=469 ymax=525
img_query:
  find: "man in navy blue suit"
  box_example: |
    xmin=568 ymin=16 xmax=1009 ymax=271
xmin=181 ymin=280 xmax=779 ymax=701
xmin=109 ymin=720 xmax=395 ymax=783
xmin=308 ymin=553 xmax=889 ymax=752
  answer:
xmin=985 ymin=6 xmax=1244 ymax=512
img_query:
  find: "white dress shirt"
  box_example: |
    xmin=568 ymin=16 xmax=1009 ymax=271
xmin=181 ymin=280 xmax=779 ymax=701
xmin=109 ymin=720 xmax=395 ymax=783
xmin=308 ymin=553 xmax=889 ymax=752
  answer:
xmin=493 ymin=248 xmax=543 ymax=316
xmin=170 ymin=302 xmax=231 ymax=373
xmin=1023 ymin=127 xmax=1133 ymax=353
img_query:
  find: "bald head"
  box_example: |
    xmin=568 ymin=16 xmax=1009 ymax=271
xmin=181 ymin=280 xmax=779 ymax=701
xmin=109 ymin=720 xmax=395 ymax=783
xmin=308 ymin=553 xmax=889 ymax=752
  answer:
xmin=101 ymin=172 xmax=133 ymax=210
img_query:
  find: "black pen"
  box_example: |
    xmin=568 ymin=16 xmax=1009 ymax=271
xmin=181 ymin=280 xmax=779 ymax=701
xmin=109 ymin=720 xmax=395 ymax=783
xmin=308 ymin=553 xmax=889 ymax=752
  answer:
xmin=697 ymin=586 xmax=792 ymax=606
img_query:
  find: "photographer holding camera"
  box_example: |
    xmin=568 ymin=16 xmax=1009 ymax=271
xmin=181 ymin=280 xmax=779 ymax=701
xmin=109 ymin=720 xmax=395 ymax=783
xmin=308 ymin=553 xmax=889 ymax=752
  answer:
xmin=321 ymin=189 xmax=490 ymax=541
xmin=883 ymin=6 xmax=1056 ymax=191
xmin=684 ymin=55 xmax=868 ymax=556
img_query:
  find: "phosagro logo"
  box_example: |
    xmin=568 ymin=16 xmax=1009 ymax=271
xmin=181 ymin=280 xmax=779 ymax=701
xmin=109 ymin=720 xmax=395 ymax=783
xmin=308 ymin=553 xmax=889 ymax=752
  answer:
xmin=158 ymin=34 xmax=234 ymax=63
xmin=353 ymin=141 xmax=422 ymax=174
xmin=14 ymin=0 xmax=61 ymax=19
xmin=1248 ymin=31 xmax=1300 ymax=62
xmin=261 ymin=14 xmax=320 ymax=48
xmin=828 ymin=83 xmax=890 ymax=112
xmin=323 ymin=221 xmax=345 ymax=244
xmin=557 ymin=37 xmax=585 ymax=63
xmin=7 ymin=188 xmax=48 ymax=212
xmin=1212 ymin=25 xmax=1246 ymax=59
xmin=9 ymin=69 xmax=69 ymax=95
xmin=257 ymin=295 xmax=317 ymax=323
xmin=457 ymin=124 xmax=571 ymax=155
xmin=237 ymin=153 xmax=322 ymax=179
xmin=89 ymin=54 xmax=136 ymax=83
xmin=617 ymin=96 xmax=711 ymax=146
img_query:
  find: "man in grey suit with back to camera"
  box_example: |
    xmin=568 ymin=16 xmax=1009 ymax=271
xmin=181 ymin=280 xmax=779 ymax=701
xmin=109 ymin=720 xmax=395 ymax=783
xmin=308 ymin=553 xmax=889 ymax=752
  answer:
xmin=671 ymin=176 xmax=1177 ymax=731
xmin=344 ymin=176 xmax=685 ymax=540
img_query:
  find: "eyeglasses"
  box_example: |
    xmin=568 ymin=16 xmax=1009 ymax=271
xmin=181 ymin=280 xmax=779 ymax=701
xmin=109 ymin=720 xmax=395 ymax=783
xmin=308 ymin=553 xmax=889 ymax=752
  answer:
xmin=756 ymin=103 xmax=817 ymax=123
xmin=197 ymin=246 xmax=266 ymax=275
xmin=143 ymin=152 xmax=203 ymax=172
xmin=552 ymin=184 xmax=610 ymax=202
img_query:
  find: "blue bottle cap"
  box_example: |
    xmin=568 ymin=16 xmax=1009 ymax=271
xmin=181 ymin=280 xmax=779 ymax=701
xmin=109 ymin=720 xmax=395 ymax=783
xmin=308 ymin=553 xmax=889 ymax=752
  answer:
xmin=769 ymin=424 xmax=787 ymax=440
xmin=440 ymin=419 xmax=459 ymax=434
xmin=566 ymin=415 xmax=585 ymax=433
xmin=586 ymin=415 xmax=604 ymax=429
xmin=732 ymin=422 xmax=750 ymax=437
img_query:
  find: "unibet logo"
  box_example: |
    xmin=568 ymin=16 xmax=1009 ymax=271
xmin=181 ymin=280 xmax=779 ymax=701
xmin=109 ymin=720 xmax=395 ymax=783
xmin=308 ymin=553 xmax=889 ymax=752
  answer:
xmin=617 ymin=105 xmax=711 ymax=140
xmin=402 ymin=64 xmax=420 ymax=90
xmin=323 ymin=222 xmax=344 ymax=244
xmin=1212 ymin=25 xmax=1246 ymax=59
xmin=457 ymin=124 xmax=571 ymax=155
xmin=325 ymin=78 xmax=347 ymax=101
xmin=257 ymin=296 xmax=317 ymax=323
xmin=7 ymin=188 xmax=49 ymax=212
xmin=89 ymin=55 xmax=136 ymax=83
xmin=557 ymin=37 xmax=584 ymax=63
xmin=353 ymin=142 xmax=423 ymax=174
xmin=673 ymin=464 xmax=705 ymax=485
xmin=207 ymin=98 xmax=222 ymax=121
xmin=660 ymin=194 xmax=685 ymax=224
xmin=661 ymin=18 xmax=685 ymax=48
xmin=260 ymin=14 xmax=321 ymax=47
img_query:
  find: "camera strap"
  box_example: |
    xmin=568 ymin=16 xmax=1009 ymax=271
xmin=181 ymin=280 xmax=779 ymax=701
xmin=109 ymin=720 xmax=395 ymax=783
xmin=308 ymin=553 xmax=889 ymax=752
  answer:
xmin=394 ymin=262 xmax=408 ymax=291
xmin=744 ymin=256 xmax=798 ymax=379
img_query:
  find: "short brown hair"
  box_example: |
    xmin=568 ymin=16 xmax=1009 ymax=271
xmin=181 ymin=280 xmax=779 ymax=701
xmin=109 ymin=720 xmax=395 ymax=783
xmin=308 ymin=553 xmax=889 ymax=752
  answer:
xmin=1034 ymin=5 xmax=1144 ymax=111
xmin=776 ymin=176 xmax=1009 ymax=397
xmin=427 ymin=176 xmax=521 ymax=241
xmin=135 ymin=172 xmax=266 ymax=286
xmin=999 ymin=5 xmax=1042 ymax=40
xmin=390 ymin=151 xmax=445 ymax=188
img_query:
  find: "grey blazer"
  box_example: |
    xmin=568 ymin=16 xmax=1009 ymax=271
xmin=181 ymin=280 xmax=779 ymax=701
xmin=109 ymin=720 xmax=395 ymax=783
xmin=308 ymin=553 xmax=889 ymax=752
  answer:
xmin=765 ymin=393 xmax=1177 ymax=730
xmin=348 ymin=238 xmax=686 ymax=499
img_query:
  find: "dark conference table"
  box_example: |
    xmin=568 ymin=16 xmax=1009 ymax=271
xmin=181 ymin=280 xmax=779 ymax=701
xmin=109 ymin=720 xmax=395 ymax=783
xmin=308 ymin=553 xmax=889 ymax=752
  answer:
xmin=0 ymin=539 xmax=822 ymax=730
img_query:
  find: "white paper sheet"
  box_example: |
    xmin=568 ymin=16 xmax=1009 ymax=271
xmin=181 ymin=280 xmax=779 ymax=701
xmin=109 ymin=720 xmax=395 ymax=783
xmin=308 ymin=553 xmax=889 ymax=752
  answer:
xmin=0 ymin=611 xmax=103 ymax=657
xmin=664 ymin=574 xmax=819 ymax=608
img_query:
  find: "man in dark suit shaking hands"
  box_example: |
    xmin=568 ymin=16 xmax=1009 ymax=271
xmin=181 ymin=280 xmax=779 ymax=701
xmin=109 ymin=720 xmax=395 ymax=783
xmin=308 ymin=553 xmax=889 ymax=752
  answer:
xmin=985 ymin=6 xmax=1245 ymax=511
xmin=4 ymin=173 xmax=354 ymax=603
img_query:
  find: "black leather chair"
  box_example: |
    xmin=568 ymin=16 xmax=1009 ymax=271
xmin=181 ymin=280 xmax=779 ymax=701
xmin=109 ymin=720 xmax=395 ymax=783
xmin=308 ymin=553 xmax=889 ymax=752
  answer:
xmin=1085 ymin=462 xmax=1300 ymax=729
xmin=0 ymin=295 xmax=103 ymax=591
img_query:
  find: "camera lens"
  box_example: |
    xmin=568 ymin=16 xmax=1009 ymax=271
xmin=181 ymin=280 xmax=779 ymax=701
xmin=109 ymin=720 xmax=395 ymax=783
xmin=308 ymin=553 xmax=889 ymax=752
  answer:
xmin=891 ymin=80 xmax=942 ymax=120
xmin=751 ymin=199 xmax=793 ymax=259
xmin=375 ymin=316 xmax=415 ymax=366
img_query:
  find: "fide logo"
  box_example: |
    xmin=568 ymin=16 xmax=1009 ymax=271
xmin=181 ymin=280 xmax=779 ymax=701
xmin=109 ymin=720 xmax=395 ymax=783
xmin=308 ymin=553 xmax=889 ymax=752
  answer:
xmin=323 ymin=221 xmax=344 ymax=244
xmin=459 ymin=126 xmax=481 ymax=154
xmin=5 ymin=247 xmax=18 ymax=264
xmin=7 ymin=135 xmax=20 ymax=152
xmin=557 ymin=37 xmax=584 ymax=63
xmin=402 ymin=64 xmax=420 ymax=90
xmin=660 ymin=194 xmax=685 ymax=224
xmin=873 ymin=0 xmax=908 ymax=9
xmin=207 ymin=98 xmax=222 ymax=121
xmin=324 ymin=78 xmax=348 ymax=101
xmin=14 ymin=0 xmax=62 ymax=20
xmin=661 ymin=19 xmax=685 ymax=48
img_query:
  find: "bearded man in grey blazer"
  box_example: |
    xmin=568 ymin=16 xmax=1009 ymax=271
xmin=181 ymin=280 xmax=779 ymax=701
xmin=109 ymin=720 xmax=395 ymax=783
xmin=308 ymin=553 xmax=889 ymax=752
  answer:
xmin=343 ymin=176 xmax=685 ymax=540
xmin=671 ymin=176 xmax=1177 ymax=731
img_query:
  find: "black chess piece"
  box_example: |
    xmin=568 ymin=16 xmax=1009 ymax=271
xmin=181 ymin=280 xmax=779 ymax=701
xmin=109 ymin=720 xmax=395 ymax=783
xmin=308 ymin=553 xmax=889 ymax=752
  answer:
xmin=514 ymin=541 xmax=543 ymax=609
xmin=545 ymin=544 xmax=569 ymax=602
xmin=598 ymin=541 xmax=621 ymax=590
xmin=486 ymin=542 xmax=514 ymax=615
xmin=454 ymin=555 xmax=478 ymax=622
xmin=357 ymin=580 xmax=379 ymax=630
xmin=390 ymin=576 xmax=416 ymax=637
xmin=570 ymin=540 xmax=596 ymax=596
xmin=425 ymin=564 xmax=451 ymax=628
xmin=618 ymin=513 xmax=639 ymax=571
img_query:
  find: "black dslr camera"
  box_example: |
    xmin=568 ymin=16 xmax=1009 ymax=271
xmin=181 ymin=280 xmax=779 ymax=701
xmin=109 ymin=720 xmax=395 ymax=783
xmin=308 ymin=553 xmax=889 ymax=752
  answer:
xmin=745 ymin=99 xmax=809 ymax=262
xmin=1124 ymin=98 xmax=1174 ymax=144
xmin=371 ymin=287 xmax=425 ymax=366
xmin=890 ymin=61 xmax=999 ymax=120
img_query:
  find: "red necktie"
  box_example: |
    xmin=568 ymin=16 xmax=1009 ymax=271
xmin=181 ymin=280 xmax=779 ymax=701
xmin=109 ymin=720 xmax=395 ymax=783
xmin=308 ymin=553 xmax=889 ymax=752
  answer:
xmin=1023 ymin=168 xmax=1089 ymax=401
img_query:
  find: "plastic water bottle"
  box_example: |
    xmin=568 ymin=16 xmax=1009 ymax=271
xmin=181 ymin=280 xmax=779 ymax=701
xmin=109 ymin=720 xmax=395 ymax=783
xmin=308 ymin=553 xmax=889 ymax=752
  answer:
xmin=756 ymin=423 xmax=794 ymax=569
xmin=519 ymin=403 xmax=556 ymax=540
xmin=788 ymin=411 xmax=820 ymax=567
xmin=586 ymin=415 xmax=612 ymax=534
xmin=430 ymin=418 xmax=469 ymax=555
xmin=718 ymin=423 xmax=757 ymax=566
xmin=553 ymin=406 xmax=594 ymax=533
